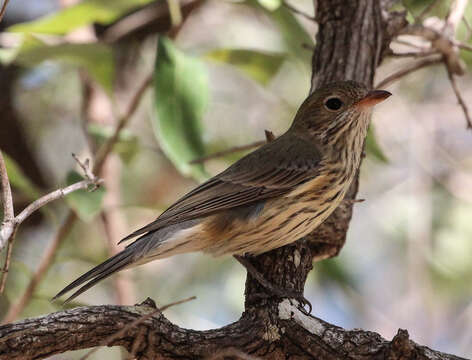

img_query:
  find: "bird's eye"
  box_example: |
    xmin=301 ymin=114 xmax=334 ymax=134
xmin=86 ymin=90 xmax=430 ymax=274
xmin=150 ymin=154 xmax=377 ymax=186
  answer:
xmin=324 ymin=97 xmax=343 ymax=111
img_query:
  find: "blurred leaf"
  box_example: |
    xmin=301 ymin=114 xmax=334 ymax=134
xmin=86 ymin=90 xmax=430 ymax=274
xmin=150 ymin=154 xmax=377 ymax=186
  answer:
xmin=9 ymin=0 xmax=155 ymax=35
xmin=317 ymin=259 xmax=356 ymax=288
xmin=153 ymin=36 xmax=209 ymax=181
xmin=365 ymin=126 xmax=388 ymax=163
xmin=206 ymin=49 xmax=285 ymax=85
xmin=2 ymin=152 xmax=41 ymax=200
xmin=249 ymin=0 xmax=313 ymax=62
xmin=64 ymin=171 xmax=105 ymax=222
xmin=257 ymin=0 xmax=282 ymax=11
xmin=87 ymin=123 xmax=139 ymax=164
xmin=12 ymin=38 xmax=114 ymax=93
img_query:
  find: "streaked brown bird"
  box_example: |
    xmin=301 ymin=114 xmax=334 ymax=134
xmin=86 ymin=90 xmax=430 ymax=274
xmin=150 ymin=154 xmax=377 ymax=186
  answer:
xmin=54 ymin=81 xmax=391 ymax=303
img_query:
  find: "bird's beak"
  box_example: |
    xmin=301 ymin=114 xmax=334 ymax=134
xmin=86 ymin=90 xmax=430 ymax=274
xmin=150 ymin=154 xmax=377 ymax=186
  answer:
xmin=355 ymin=90 xmax=392 ymax=108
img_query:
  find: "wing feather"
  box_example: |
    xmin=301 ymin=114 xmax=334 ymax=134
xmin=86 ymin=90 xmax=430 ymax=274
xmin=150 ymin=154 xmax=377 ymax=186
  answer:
xmin=120 ymin=134 xmax=322 ymax=243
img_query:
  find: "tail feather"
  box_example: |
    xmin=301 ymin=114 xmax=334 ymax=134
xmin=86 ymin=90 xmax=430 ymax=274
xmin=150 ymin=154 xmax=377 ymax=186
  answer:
xmin=52 ymin=248 xmax=135 ymax=304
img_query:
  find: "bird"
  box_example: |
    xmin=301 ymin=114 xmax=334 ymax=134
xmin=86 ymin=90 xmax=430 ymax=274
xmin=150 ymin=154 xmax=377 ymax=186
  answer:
xmin=53 ymin=80 xmax=391 ymax=303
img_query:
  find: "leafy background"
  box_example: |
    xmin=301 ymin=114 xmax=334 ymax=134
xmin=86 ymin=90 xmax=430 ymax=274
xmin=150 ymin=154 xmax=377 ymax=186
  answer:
xmin=0 ymin=0 xmax=472 ymax=359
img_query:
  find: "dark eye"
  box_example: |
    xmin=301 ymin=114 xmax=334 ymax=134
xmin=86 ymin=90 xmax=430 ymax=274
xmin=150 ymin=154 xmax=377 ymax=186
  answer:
xmin=324 ymin=97 xmax=343 ymax=111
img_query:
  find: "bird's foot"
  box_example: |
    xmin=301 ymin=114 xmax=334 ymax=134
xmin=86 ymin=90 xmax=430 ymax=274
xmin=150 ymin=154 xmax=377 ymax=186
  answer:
xmin=234 ymin=255 xmax=312 ymax=314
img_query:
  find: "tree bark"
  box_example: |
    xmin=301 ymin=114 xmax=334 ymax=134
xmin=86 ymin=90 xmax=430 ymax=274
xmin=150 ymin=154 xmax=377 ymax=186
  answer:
xmin=0 ymin=1 xmax=464 ymax=359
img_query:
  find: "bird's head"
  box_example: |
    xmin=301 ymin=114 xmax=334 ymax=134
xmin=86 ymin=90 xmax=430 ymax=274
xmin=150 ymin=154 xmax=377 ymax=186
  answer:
xmin=291 ymin=81 xmax=391 ymax=146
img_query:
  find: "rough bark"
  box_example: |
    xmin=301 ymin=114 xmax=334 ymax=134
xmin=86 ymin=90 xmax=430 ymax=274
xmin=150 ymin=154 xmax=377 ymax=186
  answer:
xmin=0 ymin=1 xmax=463 ymax=359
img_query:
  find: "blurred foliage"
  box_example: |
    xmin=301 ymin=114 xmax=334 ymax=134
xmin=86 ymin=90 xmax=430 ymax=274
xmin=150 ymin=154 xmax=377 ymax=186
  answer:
xmin=256 ymin=0 xmax=282 ymax=11
xmin=250 ymin=0 xmax=313 ymax=63
xmin=365 ymin=126 xmax=388 ymax=163
xmin=153 ymin=36 xmax=209 ymax=181
xmin=8 ymin=0 xmax=155 ymax=35
xmin=206 ymin=49 xmax=285 ymax=85
xmin=2 ymin=153 xmax=41 ymax=201
xmin=11 ymin=38 xmax=114 ymax=93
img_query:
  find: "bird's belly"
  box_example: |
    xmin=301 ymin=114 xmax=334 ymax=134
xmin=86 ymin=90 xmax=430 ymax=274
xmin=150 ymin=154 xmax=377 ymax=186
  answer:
xmin=204 ymin=182 xmax=349 ymax=256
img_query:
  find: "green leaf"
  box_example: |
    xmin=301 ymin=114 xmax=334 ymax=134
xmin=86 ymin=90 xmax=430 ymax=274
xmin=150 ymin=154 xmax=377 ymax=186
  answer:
xmin=12 ymin=38 xmax=114 ymax=93
xmin=365 ymin=126 xmax=388 ymax=163
xmin=205 ymin=49 xmax=285 ymax=85
xmin=8 ymin=0 xmax=156 ymax=35
xmin=64 ymin=171 xmax=105 ymax=222
xmin=2 ymin=153 xmax=41 ymax=200
xmin=153 ymin=36 xmax=209 ymax=181
xmin=257 ymin=0 xmax=282 ymax=11
xmin=87 ymin=123 xmax=139 ymax=164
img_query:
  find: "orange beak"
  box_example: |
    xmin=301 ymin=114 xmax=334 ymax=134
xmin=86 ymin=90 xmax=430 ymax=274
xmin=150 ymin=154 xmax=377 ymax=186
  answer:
xmin=355 ymin=90 xmax=391 ymax=108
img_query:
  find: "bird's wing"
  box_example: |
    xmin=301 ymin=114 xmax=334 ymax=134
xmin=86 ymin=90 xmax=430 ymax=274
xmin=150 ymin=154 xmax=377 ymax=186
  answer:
xmin=120 ymin=134 xmax=322 ymax=242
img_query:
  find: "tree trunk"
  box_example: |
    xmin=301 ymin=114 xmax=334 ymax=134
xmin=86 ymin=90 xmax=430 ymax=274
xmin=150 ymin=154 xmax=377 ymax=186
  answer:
xmin=0 ymin=1 xmax=464 ymax=359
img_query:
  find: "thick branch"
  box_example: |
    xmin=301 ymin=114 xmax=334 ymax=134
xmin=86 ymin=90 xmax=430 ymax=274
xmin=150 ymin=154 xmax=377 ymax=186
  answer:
xmin=0 ymin=295 xmax=465 ymax=360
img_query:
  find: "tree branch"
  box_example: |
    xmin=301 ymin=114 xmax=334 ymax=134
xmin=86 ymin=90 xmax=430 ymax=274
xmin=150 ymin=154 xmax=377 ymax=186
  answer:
xmin=0 ymin=0 xmax=9 ymax=24
xmin=0 ymin=155 xmax=102 ymax=296
xmin=0 ymin=152 xmax=14 ymax=250
xmin=0 ymin=295 xmax=465 ymax=360
xmin=375 ymin=56 xmax=443 ymax=89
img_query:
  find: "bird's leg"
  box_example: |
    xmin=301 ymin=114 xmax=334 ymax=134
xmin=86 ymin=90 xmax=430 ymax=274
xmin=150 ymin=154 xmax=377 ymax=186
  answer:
xmin=233 ymin=255 xmax=312 ymax=314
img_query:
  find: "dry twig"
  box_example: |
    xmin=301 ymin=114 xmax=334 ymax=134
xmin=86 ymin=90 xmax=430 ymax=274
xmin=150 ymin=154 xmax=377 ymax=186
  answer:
xmin=190 ymin=130 xmax=276 ymax=165
xmin=446 ymin=66 xmax=472 ymax=129
xmin=0 ymin=152 xmax=14 ymax=249
xmin=382 ymin=1 xmax=472 ymax=129
xmin=0 ymin=0 xmax=9 ymax=23
xmin=94 ymin=74 xmax=153 ymax=172
xmin=375 ymin=56 xmax=443 ymax=89
xmin=80 ymin=296 xmax=196 ymax=360
xmin=190 ymin=140 xmax=266 ymax=164
xmin=415 ymin=0 xmax=442 ymax=24
xmin=282 ymin=1 xmax=315 ymax=21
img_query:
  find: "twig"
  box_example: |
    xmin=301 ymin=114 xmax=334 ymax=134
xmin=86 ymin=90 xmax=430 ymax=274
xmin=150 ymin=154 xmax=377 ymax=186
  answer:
xmin=416 ymin=0 xmax=442 ymax=24
xmin=2 ymin=212 xmax=77 ymax=323
xmin=387 ymin=49 xmax=438 ymax=58
xmin=127 ymin=325 xmax=146 ymax=359
xmin=445 ymin=0 xmax=468 ymax=35
xmin=80 ymin=296 xmax=196 ymax=360
xmin=445 ymin=66 xmax=472 ymax=129
xmin=0 ymin=228 xmax=15 ymax=293
xmin=0 ymin=152 xmax=14 ymax=249
xmin=190 ymin=130 xmax=276 ymax=165
xmin=2 ymin=74 xmax=154 ymax=323
xmin=166 ymin=0 xmax=182 ymax=27
xmin=0 ymin=0 xmax=10 ymax=23
xmin=463 ymin=17 xmax=472 ymax=41
xmin=264 ymin=130 xmax=276 ymax=142
xmin=15 ymin=179 xmax=102 ymax=226
xmin=457 ymin=41 xmax=472 ymax=51
xmin=100 ymin=156 xmax=135 ymax=305
xmin=375 ymin=56 xmax=443 ymax=89
xmin=392 ymin=38 xmax=429 ymax=50
xmin=190 ymin=140 xmax=266 ymax=164
xmin=282 ymin=1 xmax=315 ymax=21
xmin=93 ymin=74 xmax=152 ymax=172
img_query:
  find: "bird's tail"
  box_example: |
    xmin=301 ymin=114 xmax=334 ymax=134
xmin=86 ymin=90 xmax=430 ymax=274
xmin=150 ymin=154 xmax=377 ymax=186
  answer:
xmin=53 ymin=220 xmax=202 ymax=303
xmin=52 ymin=245 xmax=137 ymax=304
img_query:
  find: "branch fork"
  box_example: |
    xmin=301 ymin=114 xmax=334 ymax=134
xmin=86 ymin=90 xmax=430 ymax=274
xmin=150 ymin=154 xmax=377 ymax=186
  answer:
xmin=0 ymin=152 xmax=103 ymax=292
